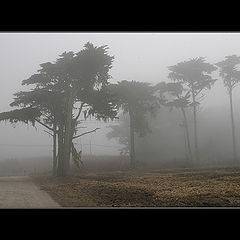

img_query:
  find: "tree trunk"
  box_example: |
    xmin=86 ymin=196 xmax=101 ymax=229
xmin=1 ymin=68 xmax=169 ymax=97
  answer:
xmin=183 ymin=125 xmax=188 ymax=160
xmin=57 ymin=123 xmax=64 ymax=176
xmin=62 ymin=89 xmax=74 ymax=175
xmin=192 ymin=90 xmax=199 ymax=163
xmin=180 ymin=107 xmax=193 ymax=163
xmin=52 ymin=122 xmax=57 ymax=176
xmin=129 ymin=109 xmax=135 ymax=169
xmin=229 ymin=89 xmax=237 ymax=162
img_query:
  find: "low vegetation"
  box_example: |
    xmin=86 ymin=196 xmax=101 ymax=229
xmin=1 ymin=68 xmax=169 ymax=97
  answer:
xmin=32 ymin=166 xmax=240 ymax=207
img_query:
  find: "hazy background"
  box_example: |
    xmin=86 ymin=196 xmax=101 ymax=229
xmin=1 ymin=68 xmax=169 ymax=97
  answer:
xmin=1 ymin=32 xmax=240 ymax=164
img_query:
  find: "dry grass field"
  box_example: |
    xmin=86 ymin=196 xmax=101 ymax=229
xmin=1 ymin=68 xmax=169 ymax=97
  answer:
xmin=32 ymin=166 xmax=240 ymax=207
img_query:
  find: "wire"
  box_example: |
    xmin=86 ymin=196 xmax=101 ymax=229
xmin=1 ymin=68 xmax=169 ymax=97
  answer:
xmin=0 ymin=143 xmax=52 ymax=147
xmin=75 ymin=143 xmax=120 ymax=149
xmin=0 ymin=143 xmax=121 ymax=148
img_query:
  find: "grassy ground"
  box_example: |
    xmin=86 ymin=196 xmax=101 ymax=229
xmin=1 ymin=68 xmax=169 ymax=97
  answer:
xmin=32 ymin=166 xmax=240 ymax=207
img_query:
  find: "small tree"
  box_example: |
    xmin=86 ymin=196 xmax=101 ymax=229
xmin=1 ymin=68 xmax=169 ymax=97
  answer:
xmin=216 ymin=55 xmax=240 ymax=163
xmin=168 ymin=57 xmax=217 ymax=163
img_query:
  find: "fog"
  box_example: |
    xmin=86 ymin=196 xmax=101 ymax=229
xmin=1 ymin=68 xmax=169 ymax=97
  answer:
xmin=1 ymin=32 xmax=240 ymax=172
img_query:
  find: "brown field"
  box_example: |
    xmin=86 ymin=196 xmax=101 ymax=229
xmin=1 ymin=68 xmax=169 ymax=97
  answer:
xmin=32 ymin=166 xmax=240 ymax=207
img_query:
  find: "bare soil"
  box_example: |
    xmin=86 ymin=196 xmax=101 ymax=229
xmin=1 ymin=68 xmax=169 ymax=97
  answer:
xmin=32 ymin=166 xmax=240 ymax=207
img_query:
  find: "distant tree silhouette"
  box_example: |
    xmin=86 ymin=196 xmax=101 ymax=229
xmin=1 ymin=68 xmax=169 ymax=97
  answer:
xmin=106 ymin=114 xmax=130 ymax=156
xmin=168 ymin=58 xmax=217 ymax=163
xmin=216 ymin=55 xmax=240 ymax=163
xmin=155 ymin=81 xmax=193 ymax=163
xmin=109 ymin=80 xmax=158 ymax=169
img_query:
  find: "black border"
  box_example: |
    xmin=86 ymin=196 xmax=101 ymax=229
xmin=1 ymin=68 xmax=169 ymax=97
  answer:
xmin=1 ymin=17 xmax=240 ymax=231
xmin=3 ymin=0 xmax=240 ymax=32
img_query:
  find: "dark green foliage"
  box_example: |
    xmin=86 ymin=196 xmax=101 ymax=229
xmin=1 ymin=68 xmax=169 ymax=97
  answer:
xmin=0 ymin=107 xmax=41 ymax=126
xmin=22 ymin=73 xmax=53 ymax=87
xmin=10 ymin=88 xmax=66 ymax=126
xmin=35 ymin=42 xmax=114 ymax=93
xmin=155 ymin=81 xmax=191 ymax=109
xmin=0 ymin=41 xmax=117 ymax=176
xmin=216 ymin=55 xmax=240 ymax=90
xmin=168 ymin=57 xmax=217 ymax=96
xmin=83 ymin=86 xmax=119 ymax=122
xmin=8 ymin=42 xmax=117 ymax=128
xmin=109 ymin=80 xmax=158 ymax=137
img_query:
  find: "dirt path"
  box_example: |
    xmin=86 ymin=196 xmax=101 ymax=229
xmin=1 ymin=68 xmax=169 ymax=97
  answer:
xmin=0 ymin=176 xmax=60 ymax=208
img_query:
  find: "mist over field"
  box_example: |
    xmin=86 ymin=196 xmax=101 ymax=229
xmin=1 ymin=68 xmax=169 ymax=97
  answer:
xmin=1 ymin=32 xmax=240 ymax=174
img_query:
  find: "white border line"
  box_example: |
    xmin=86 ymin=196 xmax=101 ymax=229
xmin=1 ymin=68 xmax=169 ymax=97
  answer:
xmin=0 ymin=32 xmax=240 ymax=35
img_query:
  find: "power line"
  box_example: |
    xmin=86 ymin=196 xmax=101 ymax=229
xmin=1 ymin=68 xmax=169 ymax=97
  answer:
xmin=88 ymin=144 xmax=119 ymax=148
xmin=74 ymin=143 xmax=121 ymax=149
xmin=0 ymin=143 xmax=52 ymax=147
xmin=0 ymin=143 xmax=122 ymax=149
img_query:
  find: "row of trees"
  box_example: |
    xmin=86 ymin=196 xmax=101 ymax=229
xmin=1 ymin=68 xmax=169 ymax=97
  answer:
xmin=0 ymin=42 xmax=240 ymax=176
xmin=162 ymin=55 xmax=240 ymax=165
xmin=108 ymin=56 xmax=240 ymax=167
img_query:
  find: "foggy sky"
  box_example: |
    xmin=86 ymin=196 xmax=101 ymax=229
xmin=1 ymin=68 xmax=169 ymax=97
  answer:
xmin=1 ymin=32 xmax=240 ymax=159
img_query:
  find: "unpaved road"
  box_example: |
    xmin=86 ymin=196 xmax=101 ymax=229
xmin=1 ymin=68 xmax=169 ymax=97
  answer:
xmin=0 ymin=176 xmax=60 ymax=208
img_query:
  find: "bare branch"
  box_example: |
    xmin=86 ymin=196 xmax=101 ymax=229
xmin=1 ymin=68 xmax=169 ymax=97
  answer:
xmin=34 ymin=118 xmax=54 ymax=132
xmin=44 ymin=130 xmax=54 ymax=137
xmin=72 ymin=127 xmax=100 ymax=139
xmin=194 ymin=88 xmax=203 ymax=98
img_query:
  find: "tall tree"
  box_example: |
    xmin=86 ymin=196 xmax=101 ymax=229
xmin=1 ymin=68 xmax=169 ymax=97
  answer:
xmin=109 ymin=80 xmax=158 ymax=169
xmin=216 ymin=55 xmax=240 ymax=163
xmin=168 ymin=57 xmax=217 ymax=163
xmin=155 ymin=81 xmax=193 ymax=163
xmin=0 ymin=42 xmax=118 ymax=177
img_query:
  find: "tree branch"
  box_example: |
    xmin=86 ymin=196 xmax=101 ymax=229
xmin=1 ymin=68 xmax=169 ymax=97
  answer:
xmin=194 ymin=88 xmax=203 ymax=98
xmin=34 ymin=118 xmax=54 ymax=132
xmin=72 ymin=128 xmax=100 ymax=139
xmin=44 ymin=130 xmax=54 ymax=137
xmin=74 ymin=102 xmax=85 ymax=121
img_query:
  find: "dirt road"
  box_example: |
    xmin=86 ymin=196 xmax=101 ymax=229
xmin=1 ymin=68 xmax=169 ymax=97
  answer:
xmin=0 ymin=176 xmax=60 ymax=208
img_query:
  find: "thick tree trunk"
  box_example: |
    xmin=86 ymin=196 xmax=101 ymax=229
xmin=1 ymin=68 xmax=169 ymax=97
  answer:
xmin=57 ymin=99 xmax=84 ymax=177
xmin=180 ymin=107 xmax=193 ymax=163
xmin=192 ymin=90 xmax=199 ymax=163
xmin=62 ymin=89 xmax=74 ymax=175
xmin=229 ymin=89 xmax=237 ymax=162
xmin=129 ymin=109 xmax=135 ymax=169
